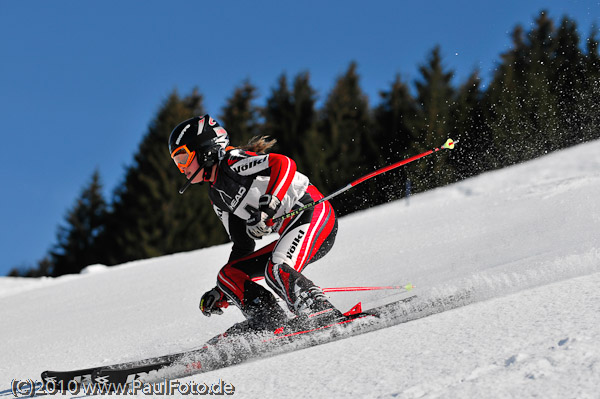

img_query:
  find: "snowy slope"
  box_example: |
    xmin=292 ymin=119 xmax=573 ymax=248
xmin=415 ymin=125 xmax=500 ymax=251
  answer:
xmin=1 ymin=140 xmax=600 ymax=398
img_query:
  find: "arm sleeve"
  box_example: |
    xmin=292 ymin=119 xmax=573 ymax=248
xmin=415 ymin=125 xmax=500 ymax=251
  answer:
xmin=212 ymin=203 xmax=256 ymax=263
xmin=227 ymin=213 xmax=256 ymax=262
xmin=265 ymin=153 xmax=297 ymax=201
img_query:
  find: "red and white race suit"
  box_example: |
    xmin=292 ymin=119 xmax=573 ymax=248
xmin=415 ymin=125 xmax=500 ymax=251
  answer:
xmin=208 ymin=148 xmax=337 ymax=318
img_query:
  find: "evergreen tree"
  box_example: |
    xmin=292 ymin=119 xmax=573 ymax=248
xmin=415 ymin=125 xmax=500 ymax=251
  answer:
xmin=449 ymin=71 xmax=488 ymax=179
xmin=50 ymin=170 xmax=107 ymax=276
xmin=373 ymin=74 xmax=418 ymax=201
xmin=522 ymin=11 xmax=561 ymax=156
xmin=263 ymin=74 xmax=293 ymax=149
xmin=7 ymin=267 xmax=24 ymax=277
xmin=551 ymin=16 xmax=587 ymax=147
xmin=411 ymin=46 xmax=456 ymax=191
xmin=318 ymin=62 xmax=376 ymax=214
xmin=262 ymin=72 xmax=320 ymax=183
xmin=99 ymin=90 xmax=228 ymax=265
xmin=486 ymin=12 xmax=566 ymax=166
xmin=581 ymin=25 xmax=600 ymax=141
xmin=7 ymin=257 xmax=52 ymax=278
xmin=484 ymin=25 xmax=528 ymax=168
xmin=219 ymin=80 xmax=261 ymax=147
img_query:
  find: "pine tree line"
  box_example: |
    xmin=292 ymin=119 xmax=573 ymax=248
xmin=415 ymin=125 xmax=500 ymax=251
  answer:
xmin=10 ymin=11 xmax=600 ymax=277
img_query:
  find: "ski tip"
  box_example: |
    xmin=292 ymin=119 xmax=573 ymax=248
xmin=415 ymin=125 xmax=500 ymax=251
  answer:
xmin=442 ymin=139 xmax=456 ymax=150
xmin=343 ymin=302 xmax=363 ymax=316
xmin=405 ymin=283 xmax=415 ymax=291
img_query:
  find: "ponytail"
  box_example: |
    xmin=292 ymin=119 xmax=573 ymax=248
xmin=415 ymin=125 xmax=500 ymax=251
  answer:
xmin=238 ymin=136 xmax=277 ymax=153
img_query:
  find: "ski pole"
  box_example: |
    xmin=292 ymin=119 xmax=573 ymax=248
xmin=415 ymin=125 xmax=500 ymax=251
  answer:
xmin=215 ymin=284 xmax=415 ymax=308
xmin=322 ymin=283 xmax=414 ymax=293
xmin=269 ymin=138 xmax=456 ymax=224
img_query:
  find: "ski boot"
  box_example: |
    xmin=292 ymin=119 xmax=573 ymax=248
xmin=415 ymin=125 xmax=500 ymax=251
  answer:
xmin=242 ymin=282 xmax=288 ymax=332
xmin=291 ymin=285 xmax=344 ymax=329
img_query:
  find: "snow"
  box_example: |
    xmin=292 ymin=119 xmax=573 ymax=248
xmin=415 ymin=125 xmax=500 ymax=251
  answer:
xmin=79 ymin=264 xmax=109 ymax=275
xmin=1 ymin=140 xmax=600 ymax=398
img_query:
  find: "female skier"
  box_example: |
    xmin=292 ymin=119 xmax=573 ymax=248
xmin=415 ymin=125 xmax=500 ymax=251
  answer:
xmin=168 ymin=115 xmax=341 ymax=331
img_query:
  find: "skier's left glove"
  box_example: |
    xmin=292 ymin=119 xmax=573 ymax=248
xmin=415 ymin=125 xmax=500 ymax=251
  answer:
xmin=199 ymin=287 xmax=225 ymax=317
xmin=246 ymin=194 xmax=281 ymax=239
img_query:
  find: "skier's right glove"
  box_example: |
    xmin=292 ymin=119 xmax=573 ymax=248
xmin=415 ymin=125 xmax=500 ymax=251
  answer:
xmin=199 ymin=287 xmax=225 ymax=317
xmin=246 ymin=194 xmax=281 ymax=239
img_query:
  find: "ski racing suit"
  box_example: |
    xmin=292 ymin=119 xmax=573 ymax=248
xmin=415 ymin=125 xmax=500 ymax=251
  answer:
xmin=207 ymin=148 xmax=338 ymax=328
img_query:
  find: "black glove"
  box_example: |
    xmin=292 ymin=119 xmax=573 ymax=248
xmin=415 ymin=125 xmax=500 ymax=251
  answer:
xmin=246 ymin=194 xmax=281 ymax=239
xmin=199 ymin=287 xmax=225 ymax=317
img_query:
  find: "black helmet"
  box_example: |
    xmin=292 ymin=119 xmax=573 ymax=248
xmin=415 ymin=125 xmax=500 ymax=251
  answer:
xmin=168 ymin=115 xmax=230 ymax=173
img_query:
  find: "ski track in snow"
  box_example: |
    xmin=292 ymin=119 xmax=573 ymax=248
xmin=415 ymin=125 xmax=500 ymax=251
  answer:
xmin=1 ymin=140 xmax=600 ymax=398
xmin=203 ymin=272 xmax=600 ymax=399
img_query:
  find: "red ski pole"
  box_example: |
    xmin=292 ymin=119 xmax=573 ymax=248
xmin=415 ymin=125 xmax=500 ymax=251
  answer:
xmin=269 ymin=138 xmax=456 ymax=224
xmin=215 ymin=284 xmax=415 ymax=308
xmin=216 ymin=140 xmax=455 ymax=310
xmin=322 ymin=283 xmax=414 ymax=293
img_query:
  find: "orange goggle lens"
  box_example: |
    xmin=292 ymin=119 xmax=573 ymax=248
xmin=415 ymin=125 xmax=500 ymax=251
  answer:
xmin=170 ymin=145 xmax=196 ymax=173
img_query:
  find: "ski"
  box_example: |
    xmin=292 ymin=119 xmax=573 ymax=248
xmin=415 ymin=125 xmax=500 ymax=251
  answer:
xmin=41 ymin=367 xmax=97 ymax=387
xmin=89 ymin=296 xmax=418 ymax=385
xmin=41 ymin=342 xmax=217 ymax=388
xmin=42 ymin=294 xmax=425 ymax=387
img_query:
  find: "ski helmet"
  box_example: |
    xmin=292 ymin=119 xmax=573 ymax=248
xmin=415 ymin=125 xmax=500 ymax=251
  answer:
xmin=168 ymin=115 xmax=230 ymax=174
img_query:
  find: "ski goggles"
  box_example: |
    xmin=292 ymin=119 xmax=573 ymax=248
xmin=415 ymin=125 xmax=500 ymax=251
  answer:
xmin=170 ymin=144 xmax=196 ymax=173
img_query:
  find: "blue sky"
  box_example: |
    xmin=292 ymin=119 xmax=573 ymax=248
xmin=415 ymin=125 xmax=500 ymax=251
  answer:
xmin=1 ymin=0 xmax=598 ymax=276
